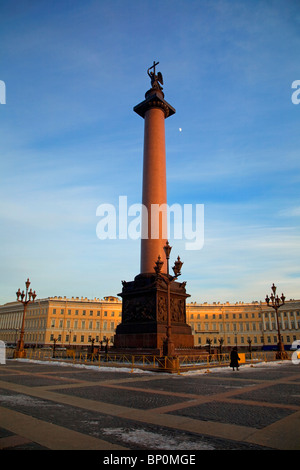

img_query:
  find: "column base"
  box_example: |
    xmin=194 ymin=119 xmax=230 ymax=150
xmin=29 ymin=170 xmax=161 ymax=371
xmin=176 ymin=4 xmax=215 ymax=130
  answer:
xmin=114 ymin=273 xmax=194 ymax=352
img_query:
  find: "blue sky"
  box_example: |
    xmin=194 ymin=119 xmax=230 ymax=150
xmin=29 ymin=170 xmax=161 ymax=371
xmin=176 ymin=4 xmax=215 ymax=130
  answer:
xmin=1 ymin=0 xmax=300 ymax=305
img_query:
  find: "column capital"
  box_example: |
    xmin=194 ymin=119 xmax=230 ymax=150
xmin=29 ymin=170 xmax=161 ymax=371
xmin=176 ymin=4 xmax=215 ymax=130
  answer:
xmin=134 ymin=89 xmax=176 ymax=119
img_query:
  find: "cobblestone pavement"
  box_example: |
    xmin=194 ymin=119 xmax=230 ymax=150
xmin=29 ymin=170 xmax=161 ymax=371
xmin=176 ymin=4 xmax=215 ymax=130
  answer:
xmin=0 ymin=359 xmax=299 ymax=451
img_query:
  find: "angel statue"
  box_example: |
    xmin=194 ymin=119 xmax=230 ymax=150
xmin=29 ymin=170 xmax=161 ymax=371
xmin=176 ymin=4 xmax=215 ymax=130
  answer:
xmin=147 ymin=61 xmax=163 ymax=91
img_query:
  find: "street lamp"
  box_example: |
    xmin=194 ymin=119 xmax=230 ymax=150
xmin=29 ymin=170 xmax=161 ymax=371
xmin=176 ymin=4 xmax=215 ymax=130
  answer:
xmin=265 ymin=283 xmax=288 ymax=360
xmin=218 ymin=337 xmax=224 ymax=358
xmin=247 ymin=337 xmax=252 ymax=359
xmin=154 ymin=241 xmax=183 ymax=356
xmin=14 ymin=278 xmax=37 ymax=358
xmin=52 ymin=337 xmax=58 ymax=358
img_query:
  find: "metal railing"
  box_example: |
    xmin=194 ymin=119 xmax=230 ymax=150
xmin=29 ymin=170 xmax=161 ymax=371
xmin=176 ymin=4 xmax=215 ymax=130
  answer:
xmin=6 ymin=347 xmax=292 ymax=372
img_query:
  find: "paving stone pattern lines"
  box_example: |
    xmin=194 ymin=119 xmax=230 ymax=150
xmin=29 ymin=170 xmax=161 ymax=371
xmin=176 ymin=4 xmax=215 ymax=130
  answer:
xmin=1 ymin=361 xmax=300 ymax=450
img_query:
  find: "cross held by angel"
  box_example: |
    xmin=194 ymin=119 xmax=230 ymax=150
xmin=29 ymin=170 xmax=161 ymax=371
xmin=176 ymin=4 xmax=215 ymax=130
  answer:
xmin=147 ymin=61 xmax=163 ymax=91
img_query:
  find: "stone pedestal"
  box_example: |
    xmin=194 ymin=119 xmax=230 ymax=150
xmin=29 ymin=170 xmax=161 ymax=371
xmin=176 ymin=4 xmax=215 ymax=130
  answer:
xmin=114 ymin=273 xmax=194 ymax=354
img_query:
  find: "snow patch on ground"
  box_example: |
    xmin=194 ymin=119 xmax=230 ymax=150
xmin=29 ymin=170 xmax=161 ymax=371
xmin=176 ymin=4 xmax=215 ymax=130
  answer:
xmin=8 ymin=358 xmax=154 ymax=374
xmin=102 ymin=427 xmax=215 ymax=450
xmin=181 ymin=360 xmax=292 ymax=376
xmin=0 ymin=393 xmax=63 ymax=407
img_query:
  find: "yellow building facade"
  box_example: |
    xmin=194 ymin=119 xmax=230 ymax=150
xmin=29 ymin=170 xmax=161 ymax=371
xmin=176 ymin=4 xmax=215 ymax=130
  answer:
xmin=0 ymin=296 xmax=122 ymax=349
xmin=0 ymin=295 xmax=299 ymax=351
xmin=186 ymin=300 xmax=300 ymax=350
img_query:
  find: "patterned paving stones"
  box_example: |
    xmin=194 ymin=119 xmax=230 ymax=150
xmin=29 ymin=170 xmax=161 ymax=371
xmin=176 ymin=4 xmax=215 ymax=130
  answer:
xmin=0 ymin=359 xmax=299 ymax=451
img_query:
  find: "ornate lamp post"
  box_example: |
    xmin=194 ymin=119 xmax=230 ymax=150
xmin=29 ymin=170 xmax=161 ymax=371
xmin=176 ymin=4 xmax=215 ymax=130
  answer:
xmin=52 ymin=337 xmax=58 ymax=358
xmin=14 ymin=278 xmax=37 ymax=358
xmin=265 ymin=283 xmax=288 ymax=360
xmin=154 ymin=241 xmax=183 ymax=356
xmin=218 ymin=337 xmax=224 ymax=359
xmin=247 ymin=337 xmax=252 ymax=359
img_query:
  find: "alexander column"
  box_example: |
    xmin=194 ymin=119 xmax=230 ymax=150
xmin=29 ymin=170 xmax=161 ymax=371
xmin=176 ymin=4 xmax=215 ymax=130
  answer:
xmin=114 ymin=62 xmax=194 ymax=354
xmin=136 ymin=61 xmax=174 ymax=274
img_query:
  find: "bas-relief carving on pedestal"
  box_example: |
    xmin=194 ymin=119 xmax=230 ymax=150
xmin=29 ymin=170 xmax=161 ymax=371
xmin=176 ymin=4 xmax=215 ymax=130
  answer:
xmin=122 ymin=296 xmax=156 ymax=323
xmin=120 ymin=274 xmax=188 ymax=325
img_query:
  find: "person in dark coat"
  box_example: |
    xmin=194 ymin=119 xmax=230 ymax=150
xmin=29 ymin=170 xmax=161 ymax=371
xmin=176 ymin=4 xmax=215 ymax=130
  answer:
xmin=230 ymin=346 xmax=240 ymax=371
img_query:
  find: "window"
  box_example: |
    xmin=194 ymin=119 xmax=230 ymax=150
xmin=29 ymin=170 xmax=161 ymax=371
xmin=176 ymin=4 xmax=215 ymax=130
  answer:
xmin=68 ymin=309 xmax=71 ymax=315
xmin=80 ymin=335 xmax=84 ymax=342
xmin=90 ymin=310 xmax=93 ymax=316
xmin=75 ymin=310 xmax=79 ymax=315
xmin=81 ymin=321 xmax=86 ymax=329
xmin=82 ymin=310 xmax=86 ymax=316
xmin=53 ymin=309 xmax=56 ymax=314
xmin=60 ymin=309 xmax=64 ymax=315
xmin=89 ymin=321 xmax=93 ymax=329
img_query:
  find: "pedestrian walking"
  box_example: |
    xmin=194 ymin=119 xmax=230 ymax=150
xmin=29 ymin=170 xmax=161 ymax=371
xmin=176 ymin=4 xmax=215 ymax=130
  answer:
xmin=230 ymin=346 xmax=240 ymax=371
